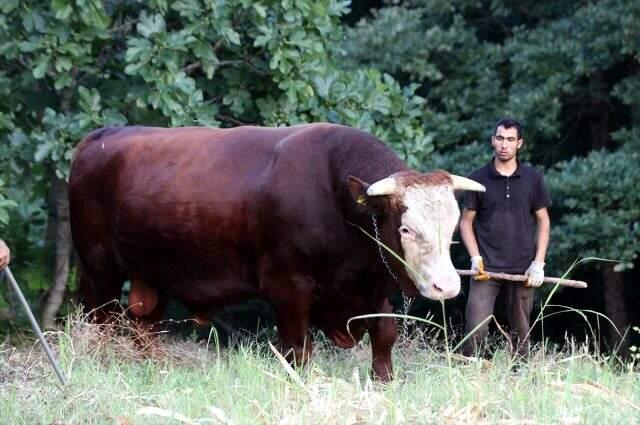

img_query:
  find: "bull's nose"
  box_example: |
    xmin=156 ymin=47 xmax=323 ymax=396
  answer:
xmin=431 ymin=280 xmax=460 ymax=299
xmin=418 ymin=283 xmax=457 ymax=300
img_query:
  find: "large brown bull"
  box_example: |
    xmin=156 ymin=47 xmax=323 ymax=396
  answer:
xmin=69 ymin=123 xmax=484 ymax=381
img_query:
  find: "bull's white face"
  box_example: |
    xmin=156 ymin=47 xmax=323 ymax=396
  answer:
xmin=398 ymin=183 xmax=461 ymax=300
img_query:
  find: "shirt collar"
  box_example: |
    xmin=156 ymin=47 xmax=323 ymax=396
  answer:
xmin=488 ymin=157 xmax=522 ymax=178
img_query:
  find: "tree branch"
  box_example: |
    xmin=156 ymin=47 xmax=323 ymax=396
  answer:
xmin=215 ymin=113 xmax=254 ymax=126
xmin=182 ymin=59 xmax=246 ymax=75
xmin=109 ymin=19 xmax=135 ymax=34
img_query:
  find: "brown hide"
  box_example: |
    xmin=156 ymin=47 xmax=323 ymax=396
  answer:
xmin=69 ymin=123 xmax=431 ymax=381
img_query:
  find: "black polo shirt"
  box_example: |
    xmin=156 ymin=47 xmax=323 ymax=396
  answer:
xmin=464 ymin=158 xmax=551 ymax=274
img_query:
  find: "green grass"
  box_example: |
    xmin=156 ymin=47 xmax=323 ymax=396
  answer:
xmin=1 ymin=313 xmax=639 ymax=425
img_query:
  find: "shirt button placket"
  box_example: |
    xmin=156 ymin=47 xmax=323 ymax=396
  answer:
xmin=506 ymin=177 xmax=510 ymax=199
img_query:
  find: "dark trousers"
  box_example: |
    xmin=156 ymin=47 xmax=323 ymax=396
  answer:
xmin=461 ymin=278 xmax=534 ymax=357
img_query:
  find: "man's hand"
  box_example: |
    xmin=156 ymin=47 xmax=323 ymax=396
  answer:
xmin=470 ymin=255 xmax=490 ymax=281
xmin=525 ymin=261 xmax=545 ymax=287
xmin=0 ymin=239 xmax=10 ymax=271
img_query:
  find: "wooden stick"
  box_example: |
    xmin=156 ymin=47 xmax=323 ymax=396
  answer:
xmin=456 ymin=269 xmax=588 ymax=289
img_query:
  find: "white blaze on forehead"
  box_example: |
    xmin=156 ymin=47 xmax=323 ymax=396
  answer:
xmin=398 ymin=182 xmax=461 ymax=299
xmin=400 ymin=183 xmax=460 ymax=248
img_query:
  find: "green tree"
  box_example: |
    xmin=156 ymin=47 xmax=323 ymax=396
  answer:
xmin=341 ymin=1 xmax=508 ymax=153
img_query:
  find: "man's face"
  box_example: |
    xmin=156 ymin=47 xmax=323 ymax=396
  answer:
xmin=491 ymin=125 xmax=522 ymax=162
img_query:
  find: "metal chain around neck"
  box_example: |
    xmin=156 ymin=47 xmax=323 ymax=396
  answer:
xmin=371 ymin=212 xmax=399 ymax=282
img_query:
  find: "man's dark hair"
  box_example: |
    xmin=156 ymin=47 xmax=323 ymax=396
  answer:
xmin=493 ymin=117 xmax=522 ymax=139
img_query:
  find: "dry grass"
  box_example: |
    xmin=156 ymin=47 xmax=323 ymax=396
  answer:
xmin=0 ymin=310 xmax=639 ymax=424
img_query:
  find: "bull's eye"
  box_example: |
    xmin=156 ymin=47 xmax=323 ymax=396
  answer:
xmin=399 ymin=226 xmax=412 ymax=236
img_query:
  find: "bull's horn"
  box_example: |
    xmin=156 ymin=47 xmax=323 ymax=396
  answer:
xmin=450 ymin=175 xmax=486 ymax=192
xmin=367 ymin=177 xmax=397 ymax=196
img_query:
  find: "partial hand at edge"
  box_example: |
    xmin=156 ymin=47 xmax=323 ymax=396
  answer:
xmin=0 ymin=239 xmax=9 ymax=271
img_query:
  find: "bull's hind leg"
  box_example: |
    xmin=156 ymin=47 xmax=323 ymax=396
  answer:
xmin=79 ymin=267 xmax=126 ymax=323
xmin=71 ymin=195 xmax=127 ymax=322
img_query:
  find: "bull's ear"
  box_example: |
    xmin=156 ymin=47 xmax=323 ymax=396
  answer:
xmin=347 ymin=175 xmax=370 ymax=207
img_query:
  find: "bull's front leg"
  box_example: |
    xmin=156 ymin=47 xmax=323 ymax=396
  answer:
xmin=368 ymin=298 xmax=397 ymax=382
xmin=265 ymin=273 xmax=315 ymax=367
xmin=273 ymin=300 xmax=314 ymax=367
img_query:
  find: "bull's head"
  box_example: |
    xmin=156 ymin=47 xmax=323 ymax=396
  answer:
xmin=348 ymin=171 xmax=485 ymax=300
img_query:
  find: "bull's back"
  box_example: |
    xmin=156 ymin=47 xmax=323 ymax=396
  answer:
xmin=71 ymin=125 xmax=301 ymax=223
xmin=70 ymin=125 xmax=314 ymax=299
xmin=71 ymin=126 xmax=290 ymax=194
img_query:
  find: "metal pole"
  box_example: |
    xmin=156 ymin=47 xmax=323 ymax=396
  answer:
xmin=2 ymin=267 xmax=67 ymax=385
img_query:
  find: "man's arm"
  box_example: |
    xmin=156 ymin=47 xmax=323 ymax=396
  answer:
xmin=524 ymin=207 xmax=550 ymax=287
xmin=459 ymin=208 xmax=479 ymax=257
xmin=460 ymin=208 xmax=489 ymax=280
xmin=0 ymin=239 xmax=10 ymax=270
xmin=533 ymin=207 xmax=550 ymax=263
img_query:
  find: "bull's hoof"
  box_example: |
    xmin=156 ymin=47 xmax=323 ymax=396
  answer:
xmin=372 ymin=362 xmax=393 ymax=382
xmin=281 ymin=346 xmax=313 ymax=369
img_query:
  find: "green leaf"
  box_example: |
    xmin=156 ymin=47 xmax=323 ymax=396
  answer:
xmin=34 ymin=142 xmax=53 ymax=162
xmin=22 ymin=13 xmax=33 ymax=31
xmin=51 ymin=0 xmax=67 ymax=13
xmin=173 ymin=72 xmax=195 ymax=95
xmin=32 ymin=56 xmax=50 ymax=79
xmin=193 ymin=42 xmax=215 ymax=61
xmin=18 ymin=39 xmax=41 ymax=53
xmin=55 ymin=57 xmax=73 ymax=72
xmin=125 ymin=38 xmax=153 ymax=62
xmin=124 ymin=62 xmax=144 ymax=75
xmin=31 ymin=12 xmax=47 ymax=32
xmin=0 ymin=0 xmax=18 ymax=14
xmin=137 ymin=11 xmax=166 ymax=38
xmin=83 ymin=4 xmax=111 ymax=29
xmin=54 ymin=73 xmax=73 ymax=90
xmin=253 ymin=3 xmax=267 ymax=18
xmin=102 ymin=110 xmax=128 ymax=126
xmin=223 ymin=27 xmax=241 ymax=45
xmin=79 ymin=86 xmax=102 ymax=112
xmin=0 ymin=210 xmax=9 ymax=226
xmin=54 ymin=4 xmax=73 ymax=21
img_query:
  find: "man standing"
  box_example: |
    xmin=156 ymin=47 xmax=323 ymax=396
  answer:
xmin=460 ymin=117 xmax=551 ymax=357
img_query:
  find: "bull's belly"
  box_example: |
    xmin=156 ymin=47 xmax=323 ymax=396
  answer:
xmin=164 ymin=275 xmax=258 ymax=307
xmin=119 ymin=247 xmax=260 ymax=308
xmin=311 ymin=294 xmax=376 ymax=348
xmin=137 ymin=274 xmax=260 ymax=312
